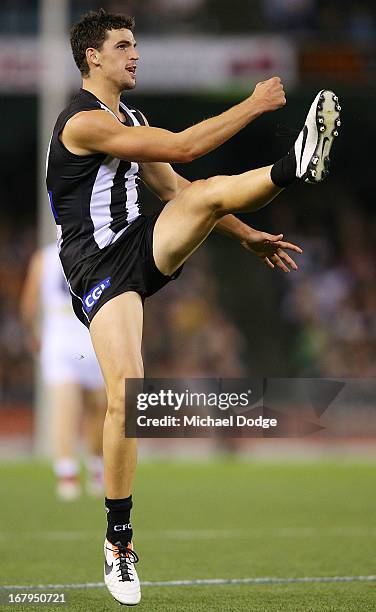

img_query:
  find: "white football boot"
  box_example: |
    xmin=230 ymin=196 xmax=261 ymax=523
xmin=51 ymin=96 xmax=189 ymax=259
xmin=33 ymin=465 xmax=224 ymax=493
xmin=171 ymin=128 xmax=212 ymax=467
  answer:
xmin=56 ymin=476 xmax=81 ymax=501
xmin=86 ymin=471 xmax=104 ymax=497
xmin=294 ymin=89 xmax=341 ymax=183
xmin=104 ymin=539 xmax=141 ymax=605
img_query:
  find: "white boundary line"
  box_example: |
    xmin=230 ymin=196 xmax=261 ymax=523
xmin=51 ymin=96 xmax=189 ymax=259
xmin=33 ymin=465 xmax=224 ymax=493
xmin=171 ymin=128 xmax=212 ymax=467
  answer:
xmin=1 ymin=526 xmax=375 ymax=541
xmin=1 ymin=576 xmax=375 ymax=590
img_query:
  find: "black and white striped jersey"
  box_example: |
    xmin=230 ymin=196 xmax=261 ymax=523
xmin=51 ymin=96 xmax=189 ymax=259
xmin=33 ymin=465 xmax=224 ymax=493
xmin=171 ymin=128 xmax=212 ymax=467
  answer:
xmin=46 ymin=88 xmax=145 ymax=280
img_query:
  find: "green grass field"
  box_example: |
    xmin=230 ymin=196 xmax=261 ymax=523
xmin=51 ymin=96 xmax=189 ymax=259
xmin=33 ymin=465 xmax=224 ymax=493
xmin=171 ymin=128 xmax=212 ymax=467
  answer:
xmin=0 ymin=459 xmax=375 ymax=611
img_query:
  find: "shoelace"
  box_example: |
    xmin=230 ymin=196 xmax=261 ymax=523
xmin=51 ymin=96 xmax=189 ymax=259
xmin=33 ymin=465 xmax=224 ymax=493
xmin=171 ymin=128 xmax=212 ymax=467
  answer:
xmin=112 ymin=542 xmax=139 ymax=582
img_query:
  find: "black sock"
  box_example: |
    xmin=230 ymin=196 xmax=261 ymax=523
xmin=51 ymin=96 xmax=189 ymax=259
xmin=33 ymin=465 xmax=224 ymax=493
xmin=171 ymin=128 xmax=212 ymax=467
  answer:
xmin=105 ymin=495 xmax=133 ymax=546
xmin=270 ymin=148 xmax=297 ymax=188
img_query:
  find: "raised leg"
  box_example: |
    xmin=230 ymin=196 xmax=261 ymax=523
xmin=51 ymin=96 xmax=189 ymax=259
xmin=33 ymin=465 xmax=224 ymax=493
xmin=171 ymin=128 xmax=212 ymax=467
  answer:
xmin=154 ymin=165 xmax=281 ymax=275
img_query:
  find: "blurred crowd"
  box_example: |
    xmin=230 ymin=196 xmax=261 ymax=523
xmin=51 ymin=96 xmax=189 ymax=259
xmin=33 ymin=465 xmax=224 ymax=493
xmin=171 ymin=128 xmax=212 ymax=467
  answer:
xmin=0 ymin=226 xmax=35 ymax=406
xmin=0 ymin=199 xmax=375 ymax=408
xmin=280 ymin=204 xmax=376 ymax=377
xmin=143 ymin=248 xmax=248 ymax=378
xmin=0 ymin=0 xmax=375 ymax=42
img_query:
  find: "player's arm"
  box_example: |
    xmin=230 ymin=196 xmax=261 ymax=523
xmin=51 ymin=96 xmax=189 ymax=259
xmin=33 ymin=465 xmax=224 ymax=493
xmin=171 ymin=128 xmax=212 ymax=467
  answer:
xmin=139 ymin=161 xmax=181 ymax=202
xmin=139 ymin=111 xmax=191 ymax=201
xmin=215 ymin=215 xmax=303 ymax=272
xmin=20 ymin=250 xmax=42 ymax=354
xmin=138 ymin=111 xmax=191 ymax=201
xmin=63 ymin=77 xmax=285 ymax=163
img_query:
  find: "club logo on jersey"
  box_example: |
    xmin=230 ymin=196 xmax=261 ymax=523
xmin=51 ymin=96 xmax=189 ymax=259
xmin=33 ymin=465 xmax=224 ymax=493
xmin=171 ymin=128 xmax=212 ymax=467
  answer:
xmin=83 ymin=277 xmax=111 ymax=313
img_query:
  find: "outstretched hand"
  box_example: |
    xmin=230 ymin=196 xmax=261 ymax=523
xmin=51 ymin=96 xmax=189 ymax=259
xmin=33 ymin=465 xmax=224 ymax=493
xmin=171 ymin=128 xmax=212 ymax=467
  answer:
xmin=241 ymin=231 xmax=302 ymax=273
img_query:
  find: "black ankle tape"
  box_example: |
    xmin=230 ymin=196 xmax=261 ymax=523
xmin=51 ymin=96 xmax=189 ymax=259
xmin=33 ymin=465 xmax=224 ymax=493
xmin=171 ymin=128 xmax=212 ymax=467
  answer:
xmin=271 ymin=150 xmax=297 ymax=188
xmin=105 ymin=496 xmax=133 ymax=545
xmin=105 ymin=496 xmax=133 ymax=512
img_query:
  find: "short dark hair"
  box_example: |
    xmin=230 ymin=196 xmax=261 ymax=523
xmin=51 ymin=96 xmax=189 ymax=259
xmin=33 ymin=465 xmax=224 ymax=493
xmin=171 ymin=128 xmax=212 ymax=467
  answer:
xmin=70 ymin=8 xmax=135 ymax=77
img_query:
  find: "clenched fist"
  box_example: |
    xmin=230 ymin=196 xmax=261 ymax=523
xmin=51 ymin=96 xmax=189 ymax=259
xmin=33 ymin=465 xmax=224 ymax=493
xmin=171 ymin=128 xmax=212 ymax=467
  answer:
xmin=250 ymin=77 xmax=286 ymax=113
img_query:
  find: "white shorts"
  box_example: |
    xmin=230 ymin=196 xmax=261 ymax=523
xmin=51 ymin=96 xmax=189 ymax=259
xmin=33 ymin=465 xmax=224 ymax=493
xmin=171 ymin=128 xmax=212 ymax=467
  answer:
xmin=40 ymin=327 xmax=103 ymax=389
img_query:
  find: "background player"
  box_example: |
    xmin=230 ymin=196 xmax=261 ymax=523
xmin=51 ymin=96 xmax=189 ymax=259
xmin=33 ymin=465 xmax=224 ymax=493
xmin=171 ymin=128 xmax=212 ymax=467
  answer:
xmin=21 ymin=243 xmax=106 ymax=500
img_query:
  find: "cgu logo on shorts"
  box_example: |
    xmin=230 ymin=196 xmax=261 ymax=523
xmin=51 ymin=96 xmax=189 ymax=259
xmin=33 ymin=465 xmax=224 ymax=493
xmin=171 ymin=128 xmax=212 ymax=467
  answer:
xmin=83 ymin=277 xmax=111 ymax=313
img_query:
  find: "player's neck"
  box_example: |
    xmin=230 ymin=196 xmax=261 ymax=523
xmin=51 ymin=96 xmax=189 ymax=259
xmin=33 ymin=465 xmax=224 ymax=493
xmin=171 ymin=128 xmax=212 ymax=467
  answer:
xmin=82 ymin=80 xmax=122 ymax=119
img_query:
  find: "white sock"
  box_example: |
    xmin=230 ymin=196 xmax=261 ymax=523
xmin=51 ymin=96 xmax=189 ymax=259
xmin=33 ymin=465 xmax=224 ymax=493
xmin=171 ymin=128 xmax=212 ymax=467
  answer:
xmin=54 ymin=457 xmax=79 ymax=479
xmin=86 ymin=455 xmax=104 ymax=479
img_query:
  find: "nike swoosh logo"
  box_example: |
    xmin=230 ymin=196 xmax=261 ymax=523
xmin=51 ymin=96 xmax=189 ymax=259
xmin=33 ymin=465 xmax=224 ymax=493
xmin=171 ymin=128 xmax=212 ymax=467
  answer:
xmin=299 ymin=125 xmax=308 ymax=175
xmin=104 ymin=559 xmax=113 ymax=575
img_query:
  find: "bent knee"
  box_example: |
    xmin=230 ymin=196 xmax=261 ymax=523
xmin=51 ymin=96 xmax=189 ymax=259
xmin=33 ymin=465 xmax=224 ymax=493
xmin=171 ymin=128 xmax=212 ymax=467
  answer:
xmin=188 ymin=176 xmax=227 ymax=216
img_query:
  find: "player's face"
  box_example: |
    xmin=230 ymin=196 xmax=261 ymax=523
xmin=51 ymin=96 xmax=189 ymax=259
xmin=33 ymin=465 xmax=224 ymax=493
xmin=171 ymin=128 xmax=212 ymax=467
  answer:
xmin=98 ymin=29 xmax=139 ymax=91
